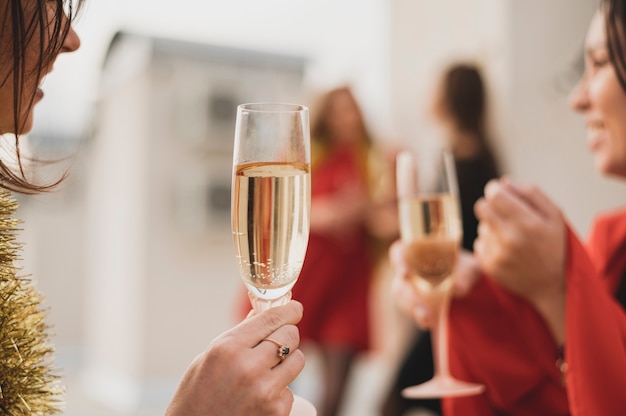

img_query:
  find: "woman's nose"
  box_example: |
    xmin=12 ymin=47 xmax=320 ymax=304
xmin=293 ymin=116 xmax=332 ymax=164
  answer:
xmin=62 ymin=25 xmax=81 ymax=54
xmin=568 ymin=77 xmax=589 ymax=112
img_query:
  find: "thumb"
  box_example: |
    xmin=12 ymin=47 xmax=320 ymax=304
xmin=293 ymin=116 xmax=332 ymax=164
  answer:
xmin=453 ymin=251 xmax=481 ymax=297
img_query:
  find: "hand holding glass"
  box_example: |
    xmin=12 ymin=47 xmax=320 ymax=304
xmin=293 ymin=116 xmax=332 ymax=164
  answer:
xmin=231 ymin=103 xmax=316 ymax=415
xmin=396 ymin=149 xmax=485 ymax=398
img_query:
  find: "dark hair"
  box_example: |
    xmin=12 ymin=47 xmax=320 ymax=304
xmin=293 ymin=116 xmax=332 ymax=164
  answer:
xmin=605 ymin=0 xmax=626 ymax=92
xmin=441 ymin=63 xmax=500 ymax=175
xmin=1 ymin=0 xmax=83 ymax=194
xmin=441 ymin=64 xmax=486 ymax=137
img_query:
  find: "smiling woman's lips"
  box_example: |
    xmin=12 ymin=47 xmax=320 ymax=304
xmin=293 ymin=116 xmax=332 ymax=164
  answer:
xmin=587 ymin=131 xmax=603 ymax=151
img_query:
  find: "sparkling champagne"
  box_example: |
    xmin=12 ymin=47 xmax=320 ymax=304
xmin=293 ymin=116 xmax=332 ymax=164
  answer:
xmin=399 ymin=194 xmax=461 ymax=294
xmin=232 ymin=161 xmax=310 ymax=300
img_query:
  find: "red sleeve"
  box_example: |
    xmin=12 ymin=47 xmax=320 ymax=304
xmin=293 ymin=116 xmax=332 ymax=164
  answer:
xmin=585 ymin=211 xmax=626 ymax=292
xmin=565 ymin=225 xmax=626 ymax=415
xmin=444 ymin=275 xmax=569 ymax=415
xmin=443 ymin=213 xmax=626 ymax=415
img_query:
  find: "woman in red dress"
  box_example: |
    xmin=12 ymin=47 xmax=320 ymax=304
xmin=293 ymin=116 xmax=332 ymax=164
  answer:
xmin=391 ymin=1 xmax=626 ymax=414
xmin=292 ymin=86 xmax=396 ymax=416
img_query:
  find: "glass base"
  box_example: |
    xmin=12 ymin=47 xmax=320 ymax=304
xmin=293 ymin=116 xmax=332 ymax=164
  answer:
xmin=290 ymin=395 xmax=316 ymax=416
xmin=401 ymin=376 xmax=485 ymax=399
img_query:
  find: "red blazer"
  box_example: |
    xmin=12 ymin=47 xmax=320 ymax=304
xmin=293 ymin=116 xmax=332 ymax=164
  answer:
xmin=443 ymin=209 xmax=626 ymax=415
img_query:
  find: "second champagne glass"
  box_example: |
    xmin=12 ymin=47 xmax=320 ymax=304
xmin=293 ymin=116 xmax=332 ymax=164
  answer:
xmin=231 ymin=102 xmax=316 ymax=415
xmin=396 ymin=147 xmax=485 ymax=398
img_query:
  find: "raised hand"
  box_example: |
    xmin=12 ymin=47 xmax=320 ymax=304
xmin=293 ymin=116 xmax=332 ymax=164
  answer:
xmin=165 ymin=301 xmax=305 ymax=416
xmin=389 ymin=240 xmax=481 ymax=328
xmin=473 ymin=178 xmax=566 ymax=341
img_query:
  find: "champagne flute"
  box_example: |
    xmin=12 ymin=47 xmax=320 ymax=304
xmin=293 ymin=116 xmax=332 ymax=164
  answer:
xmin=231 ymin=102 xmax=316 ymax=415
xmin=396 ymin=148 xmax=485 ymax=398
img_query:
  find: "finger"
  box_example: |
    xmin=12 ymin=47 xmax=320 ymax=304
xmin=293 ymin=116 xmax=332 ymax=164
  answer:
xmin=389 ymin=240 xmax=409 ymax=277
xmin=233 ymin=301 xmax=303 ymax=347
xmin=474 ymin=197 xmax=507 ymax=231
xmin=476 ymin=220 xmax=493 ymax=240
xmin=258 ymin=386 xmax=294 ymax=416
xmin=389 ymin=240 xmax=404 ymax=268
xmin=255 ymin=324 xmax=300 ymax=368
xmin=390 ymin=272 xmax=434 ymax=328
xmin=473 ymin=235 xmax=486 ymax=265
xmin=452 ymin=251 xmax=480 ymax=297
xmin=502 ymin=179 xmax=560 ymax=220
xmin=391 ymin=273 xmax=422 ymax=314
xmin=271 ymin=348 xmax=306 ymax=388
xmin=474 ymin=223 xmax=499 ymax=272
xmin=473 ymin=197 xmax=487 ymax=221
xmin=412 ymin=305 xmax=431 ymax=328
xmin=277 ymin=387 xmax=296 ymax=416
xmin=483 ymin=180 xmax=540 ymax=222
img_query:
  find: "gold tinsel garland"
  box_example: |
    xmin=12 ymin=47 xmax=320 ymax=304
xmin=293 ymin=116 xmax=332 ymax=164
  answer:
xmin=0 ymin=190 xmax=62 ymax=415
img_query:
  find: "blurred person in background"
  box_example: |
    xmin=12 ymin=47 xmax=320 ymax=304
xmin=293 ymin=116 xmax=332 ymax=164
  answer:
xmin=1 ymin=1 xmax=305 ymax=415
xmin=380 ymin=63 xmax=500 ymax=416
xmin=390 ymin=0 xmax=626 ymax=414
xmin=292 ymin=86 xmax=397 ymax=416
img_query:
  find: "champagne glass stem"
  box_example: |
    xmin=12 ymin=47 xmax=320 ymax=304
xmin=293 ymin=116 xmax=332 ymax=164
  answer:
xmin=249 ymin=291 xmax=293 ymax=313
xmin=431 ymin=284 xmax=452 ymax=380
xmin=402 ymin=279 xmax=484 ymax=398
